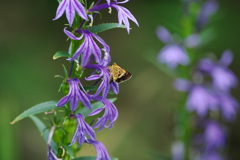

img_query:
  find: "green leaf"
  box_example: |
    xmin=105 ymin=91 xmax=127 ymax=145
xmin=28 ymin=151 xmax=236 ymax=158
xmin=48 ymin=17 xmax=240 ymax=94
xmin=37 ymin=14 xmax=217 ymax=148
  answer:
xmin=62 ymin=144 xmax=75 ymax=159
xmin=11 ymin=101 xmax=58 ymax=124
xmin=73 ymin=156 xmax=118 ymax=160
xmin=53 ymin=51 xmax=70 ymax=60
xmin=76 ymin=98 xmax=117 ymax=117
xmin=29 ymin=115 xmax=58 ymax=152
xmin=87 ymin=23 xmax=126 ymax=34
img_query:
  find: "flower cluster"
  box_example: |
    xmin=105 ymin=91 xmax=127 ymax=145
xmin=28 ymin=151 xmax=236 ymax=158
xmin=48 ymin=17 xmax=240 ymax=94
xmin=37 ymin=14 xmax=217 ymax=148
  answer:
xmin=174 ymin=51 xmax=238 ymax=120
xmin=156 ymin=0 xmax=238 ymax=159
xmin=51 ymin=0 xmax=138 ymax=159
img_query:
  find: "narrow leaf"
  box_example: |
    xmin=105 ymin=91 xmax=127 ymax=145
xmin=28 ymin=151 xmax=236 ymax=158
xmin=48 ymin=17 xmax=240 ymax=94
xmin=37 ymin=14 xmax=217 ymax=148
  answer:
xmin=87 ymin=23 xmax=126 ymax=34
xmin=76 ymin=98 xmax=117 ymax=117
xmin=11 ymin=101 xmax=58 ymax=124
xmin=29 ymin=115 xmax=58 ymax=152
xmin=73 ymin=156 xmax=118 ymax=160
xmin=53 ymin=51 xmax=70 ymax=60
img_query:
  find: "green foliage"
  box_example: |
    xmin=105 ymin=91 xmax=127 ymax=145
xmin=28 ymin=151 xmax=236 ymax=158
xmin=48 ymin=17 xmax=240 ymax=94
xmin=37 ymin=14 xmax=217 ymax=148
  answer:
xmin=29 ymin=115 xmax=58 ymax=152
xmin=11 ymin=101 xmax=58 ymax=124
xmin=53 ymin=51 xmax=70 ymax=60
xmin=86 ymin=23 xmax=126 ymax=34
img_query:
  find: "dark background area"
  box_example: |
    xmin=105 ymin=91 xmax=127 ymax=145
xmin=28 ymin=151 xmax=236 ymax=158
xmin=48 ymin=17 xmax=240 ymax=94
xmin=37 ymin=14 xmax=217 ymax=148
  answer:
xmin=0 ymin=0 xmax=240 ymax=159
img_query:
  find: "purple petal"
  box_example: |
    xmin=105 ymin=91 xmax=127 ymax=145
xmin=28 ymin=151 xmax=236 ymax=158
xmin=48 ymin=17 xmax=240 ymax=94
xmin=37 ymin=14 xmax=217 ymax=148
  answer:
xmin=72 ymin=0 xmax=88 ymax=20
xmin=64 ymin=27 xmax=83 ymax=40
xmin=53 ymin=0 xmax=68 ymax=21
xmin=158 ymin=44 xmax=189 ymax=68
xmin=218 ymin=50 xmax=233 ymax=67
xmin=110 ymin=81 xmax=119 ymax=94
xmin=89 ymin=108 xmax=104 ymax=116
xmin=156 ymin=26 xmax=172 ymax=44
xmin=65 ymin=0 xmax=76 ymax=26
xmin=56 ymin=94 xmax=71 ymax=107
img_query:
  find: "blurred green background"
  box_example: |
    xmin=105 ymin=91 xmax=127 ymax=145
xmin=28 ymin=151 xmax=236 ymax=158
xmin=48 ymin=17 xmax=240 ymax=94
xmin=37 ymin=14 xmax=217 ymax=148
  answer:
xmin=1 ymin=0 xmax=240 ymax=159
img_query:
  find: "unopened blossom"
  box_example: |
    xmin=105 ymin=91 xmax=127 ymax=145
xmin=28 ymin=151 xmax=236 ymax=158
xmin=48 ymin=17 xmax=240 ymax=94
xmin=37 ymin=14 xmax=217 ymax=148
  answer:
xmin=85 ymin=64 xmax=119 ymax=98
xmin=89 ymin=0 xmax=139 ymax=33
xmin=89 ymin=96 xmax=118 ymax=132
xmin=187 ymin=85 xmax=218 ymax=117
xmin=156 ymin=26 xmax=189 ymax=68
xmin=64 ymin=28 xmax=110 ymax=66
xmin=85 ymin=139 xmax=111 ymax=160
xmin=70 ymin=114 xmax=96 ymax=146
xmin=56 ymin=78 xmax=91 ymax=111
xmin=53 ymin=0 xmax=88 ymax=26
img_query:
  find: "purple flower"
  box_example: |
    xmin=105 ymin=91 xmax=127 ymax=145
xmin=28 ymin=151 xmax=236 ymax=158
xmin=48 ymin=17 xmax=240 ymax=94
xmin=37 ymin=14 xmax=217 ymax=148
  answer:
xmin=85 ymin=139 xmax=111 ymax=160
xmin=85 ymin=64 xmax=119 ymax=98
xmin=203 ymin=121 xmax=226 ymax=150
xmin=156 ymin=26 xmax=173 ymax=44
xmin=64 ymin=28 xmax=110 ymax=66
xmin=156 ymin=26 xmax=189 ymax=68
xmin=48 ymin=146 xmax=61 ymax=160
xmin=56 ymin=78 xmax=91 ymax=111
xmin=158 ymin=44 xmax=189 ymax=68
xmin=53 ymin=0 xmax=88 ymax=26
xmin=211 ymin=66 xmax=237 ymax=91
xmin=70 ymin=114 xmax=96 ymax=146
xmin=187 ymin=85 xmax=218 ymax=117
xmin=89 ymin=96 xmax=118 ymax=132
xmin=89 ymin=0 xmax=139 ymax=33
xmin=197 ymin=0 xmax=218 ymax=30
xmin=199 ymin=50 xmax=237 ymax=91
xmin=217 ymin=93 xmax=238 ymax=121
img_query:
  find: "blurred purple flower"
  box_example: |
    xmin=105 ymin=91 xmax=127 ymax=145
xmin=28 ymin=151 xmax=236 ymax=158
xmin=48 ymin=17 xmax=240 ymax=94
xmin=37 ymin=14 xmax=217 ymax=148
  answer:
xmin=197 ymin=0 xmax=219 ymax=30
xmin=85 ymin=64 xmax=119 ymax=99
xmin=89 ymin=96 xmax=118 ymax=132
xmin=64 ymin=28 xmax=110 ymax=66
xmin=70 ymin=114 xmax=96 ymax=146
xmin=187 ymin=85 xmax=218 ymax=117
xmin=199 ymin=50 xmax=237 ymax=91
xmin=203 ymin=121 xmax=226 ymax=150
xmin=53 ymin=0 xmax=88 ymax=26
xmin=184 ymin=34 xmax=200 ymax=48
xmin=85 ymin=139 xmax=111 ymax=160
xmin=158 ymin=44 xmax=189 ymax=68
xmin=171 ymin=141 xmax=184 ymax=160
xmin=217 ymin=93 xmax=238 ymax=121
xmin=56 ymin=78 xmax=91 ymax=111
xmin=156 ymin=26 xmax=189 ymax=68
xmin=89 ymin=0 xmax=139 ymax=33
xmin=156 ymin=26 xmax=173 ymax=44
